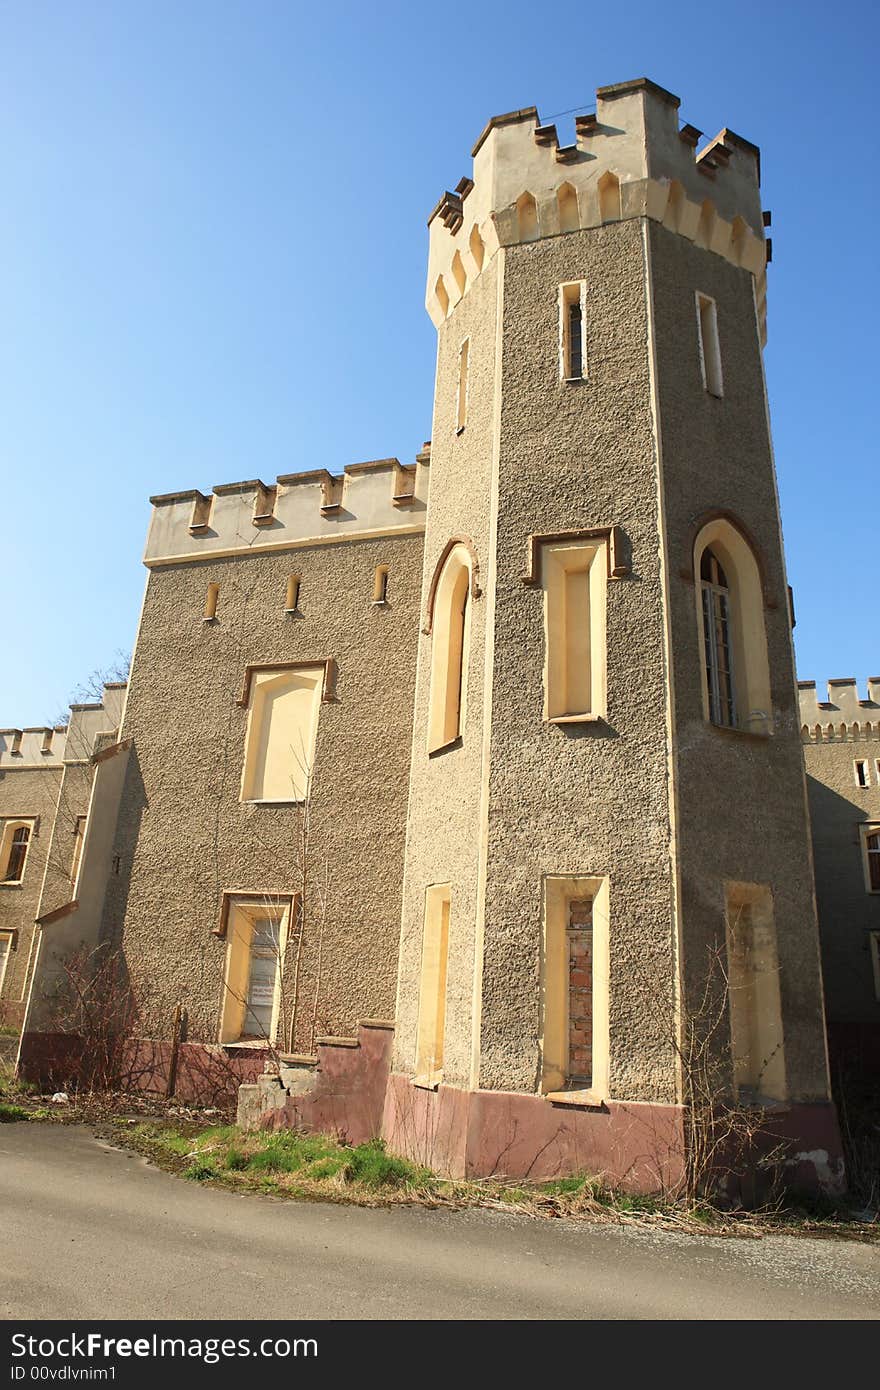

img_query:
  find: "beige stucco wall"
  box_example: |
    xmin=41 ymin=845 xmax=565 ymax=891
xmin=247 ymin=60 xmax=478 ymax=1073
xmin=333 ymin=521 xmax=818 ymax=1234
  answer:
xmin=0 ymin=764 xmax=62 ymax=1027
xmin=102 ymin=533 xmax=423 ymax=1050
xmin=398 ymin=218 xmax=678 ymax=1101
xmin=797 ymin=683 xmax=880 ymax=1026
xmin=395 ymin=253 xmax=501 ymax=1090
xmin=649 ymin=219 xmax=830 ymax=1101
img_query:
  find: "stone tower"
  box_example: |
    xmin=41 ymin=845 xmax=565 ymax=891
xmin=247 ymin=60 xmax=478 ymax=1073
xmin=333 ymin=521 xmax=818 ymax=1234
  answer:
xmin=390 ymin=78 xmax=840 ymax=1184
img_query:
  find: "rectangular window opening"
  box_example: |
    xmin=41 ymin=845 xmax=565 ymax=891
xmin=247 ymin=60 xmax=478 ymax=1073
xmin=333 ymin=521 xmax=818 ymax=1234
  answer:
xmin=219 ymin=898 xmax=290 ymax=1045
xmin=541 ymin=876 xmax=609 ymax=1100
xmin=542 ymin=541 xmax=606 ymax=722
xmin=240 ymin=666 xmax=322 ymax=803
xmin=861 ymin=825 xmax=880 ymax=894
xmin=0 ymin=821 xmax=33 ymax=885
xmin=696 ymin=292 xmax=723 ymax=397
xmin=725 ymin=885 xmax=786 ymax=1103
xmin=854 ymin=759 xmax=870 ymax=788
xmin=415 ymin=884 xmax=451 ymax=1084
xmin=0 ymin=934 xmax=12 ymax=996
xmin=559 ymin=282 xmax=586 ymax=381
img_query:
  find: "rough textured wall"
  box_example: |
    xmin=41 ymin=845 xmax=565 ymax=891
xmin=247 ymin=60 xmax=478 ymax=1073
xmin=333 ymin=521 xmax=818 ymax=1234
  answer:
xmin=395 ymin=254 xmax=500 ymax=1087
xmin=649 ymin=220 xmax=830 ymax=1101
xmin=480 ymin=219 xmax=676 ymax=1098
xmin=803 ymin=739 xmax=880 ymax=1025
xmin=104 ymin=532 xmax=423 ymax=1050
xmin=0 ymin=766 xmax=61 ymax=1026
xmin=37 ymin=761 xmax=95 ymax=920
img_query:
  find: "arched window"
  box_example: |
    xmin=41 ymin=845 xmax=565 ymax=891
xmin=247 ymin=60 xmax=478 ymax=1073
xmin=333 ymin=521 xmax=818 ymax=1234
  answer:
xmin=700 ymin=548 xmax=735 ymax=727
xmin=694 ymin=519 xmax=771 ymax=734
xmin=1 ymin=821 xmax=32 ymax=883
xmin=427 ymin=544 xmax=472 ymax=753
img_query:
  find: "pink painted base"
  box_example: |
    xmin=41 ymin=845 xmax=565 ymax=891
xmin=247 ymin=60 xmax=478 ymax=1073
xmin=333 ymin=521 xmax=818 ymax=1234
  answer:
xmin=381 ymin=1073 xmax=687 ymax=1193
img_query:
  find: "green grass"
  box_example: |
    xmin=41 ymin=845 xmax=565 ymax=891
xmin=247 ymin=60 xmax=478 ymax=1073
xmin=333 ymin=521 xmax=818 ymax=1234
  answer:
xmin=0 ymin=1102 xmax=31 ymax=1123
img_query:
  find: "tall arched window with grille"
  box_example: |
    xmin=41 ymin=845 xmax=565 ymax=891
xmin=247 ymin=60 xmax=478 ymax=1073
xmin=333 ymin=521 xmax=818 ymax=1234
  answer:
xmin=700 ymin=548 xmax=736 ymax=728
xmin=693 ymin=517 xmax=772 ymax=736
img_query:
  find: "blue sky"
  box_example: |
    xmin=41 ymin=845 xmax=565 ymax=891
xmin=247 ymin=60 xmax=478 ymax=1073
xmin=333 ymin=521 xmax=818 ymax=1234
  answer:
xmin=0 ymin=1 xmax=875 ymax=723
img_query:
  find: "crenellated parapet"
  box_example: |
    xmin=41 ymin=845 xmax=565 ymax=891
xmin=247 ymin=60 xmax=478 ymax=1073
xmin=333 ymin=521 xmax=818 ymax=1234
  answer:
xmin=144 ymin=448 xmax=430 ymax=567
xmin=798 ymin=676 xmax=880 ymax=743
xmin=427 ymin=77 xmax=770 ymax=340
xmin=0 ymin=682 xmax=127 ymax=769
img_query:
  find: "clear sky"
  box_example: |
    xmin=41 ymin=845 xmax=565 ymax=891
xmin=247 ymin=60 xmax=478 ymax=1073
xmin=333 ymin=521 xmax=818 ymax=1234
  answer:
xmin=1 ymin=1 xmax=876 ymax=723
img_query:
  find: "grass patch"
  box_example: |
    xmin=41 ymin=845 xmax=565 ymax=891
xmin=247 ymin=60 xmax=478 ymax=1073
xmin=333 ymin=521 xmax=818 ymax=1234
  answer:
xmin=0 ymin=1102 xmax=32 ymax=1123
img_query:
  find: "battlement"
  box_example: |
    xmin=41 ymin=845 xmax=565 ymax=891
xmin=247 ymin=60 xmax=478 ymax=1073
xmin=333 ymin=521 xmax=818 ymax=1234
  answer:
xmin=144 ymin=450 xmax=430 ymax=566
xmin=427 ymin=77 xmax=769 ymax=340
xmin=0 ymin=683 xmax=127 ymax=769
xmin=798 ymin=676 xmax=880 ymax=743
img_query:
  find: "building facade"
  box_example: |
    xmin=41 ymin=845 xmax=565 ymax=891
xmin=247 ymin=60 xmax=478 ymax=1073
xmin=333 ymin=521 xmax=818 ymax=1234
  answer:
xmin=12 ymin=78 xmax=851 ymax=1191
xmin=799 ymin=677 xmax=880 ymax=1079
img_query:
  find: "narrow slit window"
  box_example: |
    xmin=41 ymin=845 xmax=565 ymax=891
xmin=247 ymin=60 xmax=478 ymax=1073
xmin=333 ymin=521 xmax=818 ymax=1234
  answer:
xmin=41 ymin=729 xmax=54 ymax=755
xmin=285 ymin=575 xmax=301 ymax=613
xmin=456 ymin=339 xmax=469 ymax=432
xmin=700 ymin=548 xmax=736 ymax=728
xmin=415 ymin=884 xmax=451 ymax=1083
xmin=70 ymin=815 xmax=87 ymax=890
xmin=204 ymin=583 xmax=219 ymax=622
xmin=870 ymin=932 xmax=880 ymax=1002
xmin=855 ymin=760 xmax=870 ymax=788
xmin=559 ymin=283 xmax=586 ymax=381
xmin=696 ymin=292 xmax=723 ymax=396
xmin=542 ymin=540 xmax=606 ymax=722
xmin=372 ymin=566 xmax=389 ymax=604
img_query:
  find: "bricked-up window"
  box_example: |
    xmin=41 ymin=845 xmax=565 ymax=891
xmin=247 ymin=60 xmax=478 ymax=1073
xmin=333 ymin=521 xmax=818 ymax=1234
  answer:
xmin=456 ymin=338 xmax=469 ymax=432
xmin=415 ymin=884 xmax=450 ymax=1084
xmin=241 ymin=667 xmax=322 ymax=802
xmin=725 ymin=884 xmax=786 ymax=1103
xmin=0 ymin=821 xmax=33 ymax=884
xmin=700 ymin=548 xmax=736 ymax=728
xmin=559 ymin=283 xmax=586 ymax=381
xmin=542 ymin=539 xmax=607 ymax=722
xmin=219 ymin=897 xmax=291 ymax=1044
xmin=696 ymin=292 xmax=723 ymax=396
xmin=203 ymin=582 xmax=219 ymax=622
xmin=0 ymin=934 xmax=11 ymax=996
xmin=428 ymin=545 xmax=472 ymax=753
xmin=566 ymin=899 xmax=593 ymax=1084
xmin=541 ymin=875 xmax=610 ymax=1098
xmin=862 ymin=827 xmax=880 ymax=894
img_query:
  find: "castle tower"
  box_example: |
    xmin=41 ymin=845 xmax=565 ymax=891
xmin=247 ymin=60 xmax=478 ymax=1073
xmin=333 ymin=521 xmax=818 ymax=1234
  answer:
xmin=390 ymin=79 xmax=840 ymax=1186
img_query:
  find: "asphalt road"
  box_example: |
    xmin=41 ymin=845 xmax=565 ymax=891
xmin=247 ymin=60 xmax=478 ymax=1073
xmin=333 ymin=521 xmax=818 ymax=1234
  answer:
xmin=1 ymin=1123 xmax=877 ymax=1320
